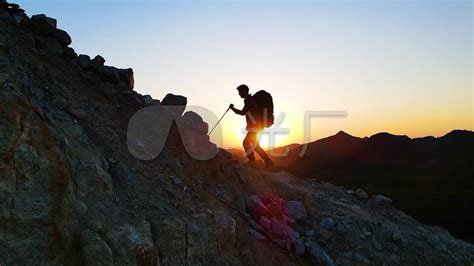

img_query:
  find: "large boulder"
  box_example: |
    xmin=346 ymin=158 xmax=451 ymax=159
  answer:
xmin=51 ymin=29 xmax=71 ymax=47
xmin=29 ymin=14 xmax=57 ymax=35
xmin=63 ymin=47 xmax=77 ymax=59
xmin=118 ymin=68 xmax=134 ymax=89
xmin=77 ymin=55 xmax=106 ymax=71
xmin=88 ymin=55 xmax=105 ymax=70
xmin=162 ymin=93 xmax=187 ymax=106
xmin=97 ymin=66 xmax=120 ymax=84
xmin=77 ymin=54 xmax=91 ymax=68
xmin=161 ymin=93 xmax=187 ymax=117
xmin=142 ymin=95 xmax=159 ymax=106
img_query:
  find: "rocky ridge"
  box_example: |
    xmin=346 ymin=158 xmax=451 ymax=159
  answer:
xmin=1 ymin=2 xmax=474 ymax=265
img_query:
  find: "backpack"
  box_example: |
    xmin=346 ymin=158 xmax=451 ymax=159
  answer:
xmin=253 ymin=90 xmax=274 ymax=128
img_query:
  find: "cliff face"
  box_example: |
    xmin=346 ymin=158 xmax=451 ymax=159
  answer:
xmin=1 ymin=2 xmax=473 ymax=265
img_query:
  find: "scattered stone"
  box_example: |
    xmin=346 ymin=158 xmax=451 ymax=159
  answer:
xmin=234 ymin=197 xmax=246 ymax=215
xmin=426 ymin=235 xmax=446 ymax=252
xmin=355 ymin=253 xmax=370 ymax=264
xmin=346 ymin=189 xmax=355 ymax=196
xmin=29 ymin=14 xmax=57 ymax=35
xmin=320 ymin=217 xmax=335 ymax=229
xmin=246 ymin=195 xmax=270 ymax=218
xmin=356 ymin=188 xmax=369 ymax=200
xmin=372 ymin=237 xmax=382 ymax=251
xmin=339 ymin=214 xmax=353 ymax=226
xmin=392 ymin=230 xmax=402 ymax=241
xmin=293 ymin=238 xmax=305 ymax=257
xmin=361 ymin=227 xmax=372 ymax=237
xmin=257 ymin=216 xmax=271 ymax=230
xmin=67 ymin=107 xmax=87 ymax=119
xmin=335 ymin=223 xmax=346 ymax=234
xmin=305 ymin=241 xmax=335 ymax=266
xmin=305 ymin=229 xmax=315 ymax=237
xmin=387 ymin=254 xmax=400 ymax=265
xmin=249 ymin=219 xmax=264 ymax=232
xmin=170 ymin=175 xmax=183 ymax=186
xmin=435 ymin=243 xmax=447 ymax=252
xmin=287 ymin=200 xmax=306 ymax=220
xmin=371 ymin=194 xmax=393 ymax=206
xmin=336 ymin=251 xmax=353 ymax=265
xmin=108 ymin=157 xmax=117 ymax=165
xmin=319 ymin=229 xmax=333 ymax=240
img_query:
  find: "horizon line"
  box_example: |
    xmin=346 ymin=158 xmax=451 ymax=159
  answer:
xmin=222 ymin=128 xmax=473 ymax=150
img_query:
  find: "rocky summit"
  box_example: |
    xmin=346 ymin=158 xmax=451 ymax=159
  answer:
xmin=1 ymin=2 xmax=474 ymax=265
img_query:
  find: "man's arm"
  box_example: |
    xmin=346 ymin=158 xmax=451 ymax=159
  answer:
xmin=230 ymin=104 xmax=246 ymax=116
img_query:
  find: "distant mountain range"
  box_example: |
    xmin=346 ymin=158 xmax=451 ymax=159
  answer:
xmin=228 ymin=130 xmax=474 ymax=242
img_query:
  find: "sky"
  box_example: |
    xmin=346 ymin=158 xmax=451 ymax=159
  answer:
xmin=17 ymin=0 xmax=473 ymax=148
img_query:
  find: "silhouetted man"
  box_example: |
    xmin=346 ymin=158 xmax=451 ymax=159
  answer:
xmin=229 ymin=84 xmax=274 ymax=168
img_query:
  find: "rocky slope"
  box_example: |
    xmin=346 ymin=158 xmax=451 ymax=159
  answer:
xmin=232 ymin=130 xmax=474 ymax=243
xmin=1 ymin=2 xmax=473 ymax=265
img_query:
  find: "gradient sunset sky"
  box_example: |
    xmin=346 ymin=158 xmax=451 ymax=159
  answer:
xmin=18 ymin=0 xmax=473 ymax=148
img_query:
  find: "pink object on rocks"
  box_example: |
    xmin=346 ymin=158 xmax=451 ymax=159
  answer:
xmin=258 ymin=216 xmax=271 ymax=230
xmin=254 ymin=202 xmax=270 ymax=217
xmin=270 ymin=217 xmax=291 ymax=238
xmin=247 ymin=194 xmax=306 ymax=255
xmin=267 ymin=202 xmax=285 ymax=221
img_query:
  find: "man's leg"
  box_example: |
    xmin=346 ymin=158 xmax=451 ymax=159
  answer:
xmin=252 ymin=131 xmax=271 ymax=162
xmin=243 ymin=131 xmax=256 ymax=162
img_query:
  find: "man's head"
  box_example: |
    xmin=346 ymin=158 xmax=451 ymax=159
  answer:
xmin=236 ymin=84 xmax=250 ymax=98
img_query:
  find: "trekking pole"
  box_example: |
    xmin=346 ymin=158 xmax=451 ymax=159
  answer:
xmin=208 ymin=107 xmax=230 ymax=135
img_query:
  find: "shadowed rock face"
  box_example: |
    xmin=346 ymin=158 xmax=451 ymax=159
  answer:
xmin=1 ymin=2 xmax=474 ymax=265
xmin=256 ymin=130 xmax=474 ymax=243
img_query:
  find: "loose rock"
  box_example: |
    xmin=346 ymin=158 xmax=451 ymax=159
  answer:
xmin=320 ymin=217 xmax=335 ymax=229
xmin=51 ymin=28 xmax=71 ymax=47
xmin=287 ymin=200 xmax=306 ymax=220
xmin=371 ymin=194 xmax=393 ymax=206
xmin=305 ymin=241 xmax=335 ymax=266
xmin=356 ymin=188 xmax=369 ymax=200
xmin=29 ymin=14 xmax=57 ymax=35
xmin=78 ymin=54 xmax=91 ymax=68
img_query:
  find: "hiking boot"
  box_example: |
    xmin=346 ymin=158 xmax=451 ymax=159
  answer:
xmin=264 ymin=159 xmax=274 ymax=168
xmin=244 ymin=160 xmax=257 ymax=167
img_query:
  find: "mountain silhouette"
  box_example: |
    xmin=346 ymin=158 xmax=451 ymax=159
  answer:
xmin=241 ymin=130 xmax=474 ymax=243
